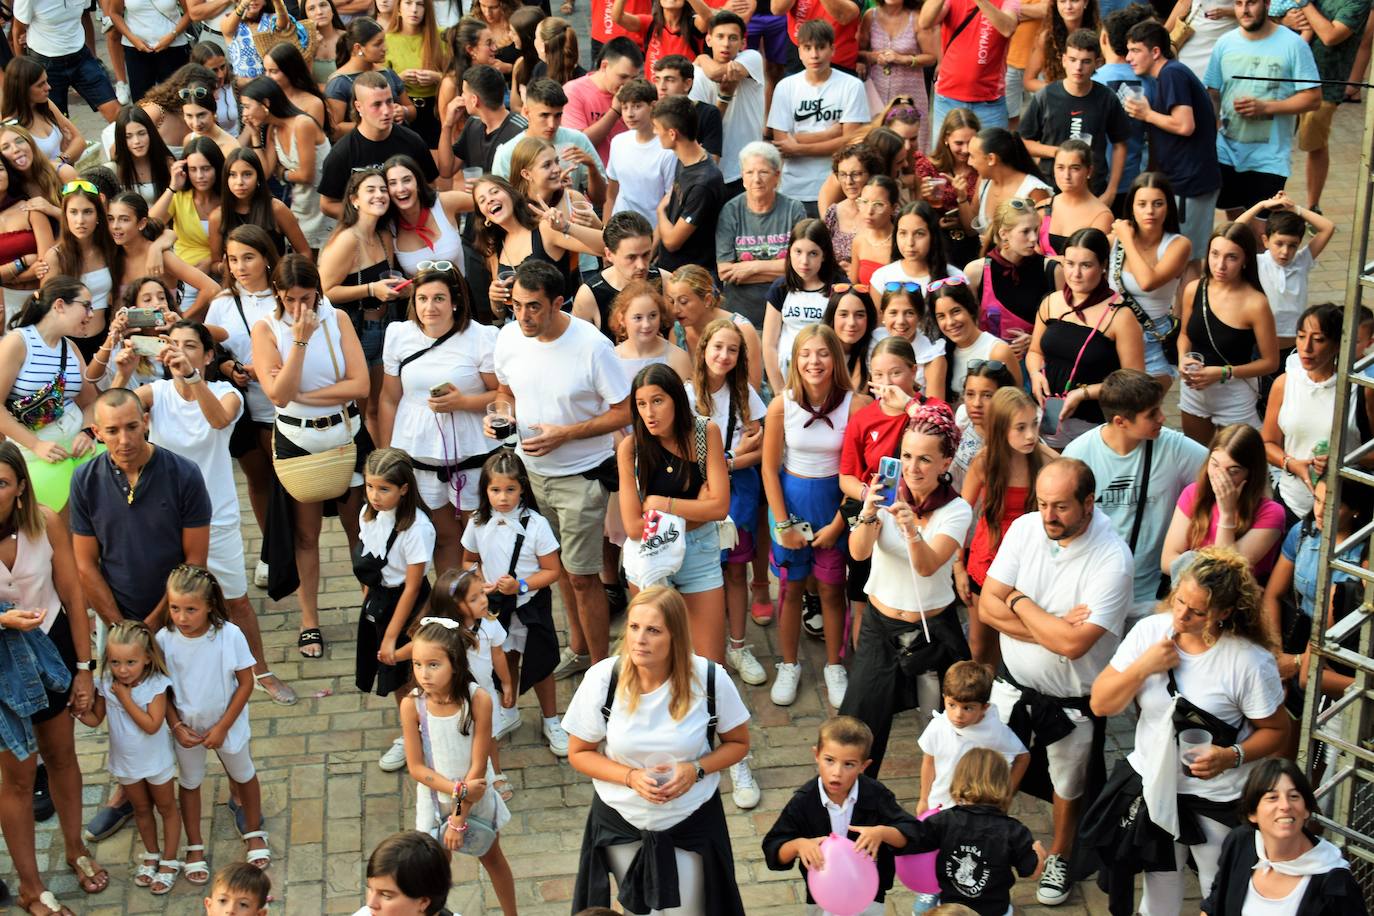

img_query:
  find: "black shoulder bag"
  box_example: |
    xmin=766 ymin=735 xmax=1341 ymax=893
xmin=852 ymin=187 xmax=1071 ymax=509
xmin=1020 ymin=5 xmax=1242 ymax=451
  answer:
xmin=487 ymin=509 xmax=530 ymax=622
xmin=1167 ymin=666 xmax=1240 ymax=749
xmin=602 ymin=659 xmax=718 ymax=748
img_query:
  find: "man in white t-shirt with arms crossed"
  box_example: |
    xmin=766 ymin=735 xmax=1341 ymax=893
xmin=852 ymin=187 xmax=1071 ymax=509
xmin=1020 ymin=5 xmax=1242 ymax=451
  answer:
xmin=979 ymin=457 xmax=1133 ymax=907
xmin=490 ymin=260 xmax=632 ymax=752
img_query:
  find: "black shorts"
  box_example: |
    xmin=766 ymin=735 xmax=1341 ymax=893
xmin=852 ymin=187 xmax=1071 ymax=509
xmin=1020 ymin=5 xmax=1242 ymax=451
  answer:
xmin=1216 ymin=164 xmax=1287 ymax=214
xmin=31 ymin=609 xmax=77 ymax=725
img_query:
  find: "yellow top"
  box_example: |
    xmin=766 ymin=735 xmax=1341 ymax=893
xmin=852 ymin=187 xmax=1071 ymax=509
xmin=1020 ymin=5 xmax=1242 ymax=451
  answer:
xmin=170 ymin=191 xmax=211 ymax=268
xmin=386 ymin=33 xmax=438 ymax=99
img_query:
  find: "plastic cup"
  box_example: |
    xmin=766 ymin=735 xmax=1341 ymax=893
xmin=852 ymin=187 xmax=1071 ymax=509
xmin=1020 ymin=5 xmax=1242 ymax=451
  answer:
xmin=643 ymin=751 xmax=675 ymax=787
xmin=1183 ymin=351 xmax=1205 ymax=377
xmin=486 ymin=401 xmax=513 ymax=440
xmin=1178 ymin=728 xmax=1211 ymax=776
xmin=462 ymin=166 xmax=483 ymax=184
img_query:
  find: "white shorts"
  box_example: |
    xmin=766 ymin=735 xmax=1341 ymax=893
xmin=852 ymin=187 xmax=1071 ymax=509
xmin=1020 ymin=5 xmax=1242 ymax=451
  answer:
xmin=415 ymin=466 xmax=479 ymax=512
xmin=208 ymin=523 xmax=249 ymax=600
xmin=1044 ymin=709 xmax=1095 ymax=801
xmin=116 ymin=764 xmax=177 ymax=788
xmin=174 ymin=740 xmax=257 ymax=790
xmin=275 ymin=412 xmax=364 ymax=489
xmin=504 ymin=609 xmax=528 ymax=655
xmin=1178 ymin=378 xmax=1261 ymax=430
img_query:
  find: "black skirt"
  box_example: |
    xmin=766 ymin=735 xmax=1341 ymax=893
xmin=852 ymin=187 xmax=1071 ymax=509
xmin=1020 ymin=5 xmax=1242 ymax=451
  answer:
xmin=355 ymin=577 xmax=432 ymax=697
xmin=492 ymin=587 xmax=559 ymax=694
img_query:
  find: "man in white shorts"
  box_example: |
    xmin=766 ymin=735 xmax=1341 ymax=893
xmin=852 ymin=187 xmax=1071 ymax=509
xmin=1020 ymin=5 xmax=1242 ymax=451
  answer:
xmin=979 ymin=458 xmax=1133 ymax=907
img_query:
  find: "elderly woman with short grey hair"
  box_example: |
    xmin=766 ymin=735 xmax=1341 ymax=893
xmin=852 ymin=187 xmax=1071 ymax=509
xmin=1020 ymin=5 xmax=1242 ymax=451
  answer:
xmin=714 ymin=141 xmax=808 ymax=329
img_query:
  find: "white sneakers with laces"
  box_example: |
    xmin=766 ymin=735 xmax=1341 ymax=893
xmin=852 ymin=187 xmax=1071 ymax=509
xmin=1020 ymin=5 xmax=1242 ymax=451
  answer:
xmin=823 ymin=664 xmax=848 ymax=708
xmin=378 ymin=736 xmax=407 ymax=772
xmin=770 ymin=662 xmax=801 ymax=706
xmin=730 ymin=758 xmax=760 ymax=809
xmin=726 ymin=642 xmax=766 ymax=685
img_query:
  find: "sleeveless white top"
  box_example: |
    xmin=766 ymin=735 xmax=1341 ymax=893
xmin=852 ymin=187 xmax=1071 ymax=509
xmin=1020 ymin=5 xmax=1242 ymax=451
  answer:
xmin=268 ymin=299 xmax=353 ymax=419
xmin=1111 ymin=233 xmax=1182 ymax=322
xmin=395 ymin=201 xmax=464 ymax=277
xmin=1276 ymin=350 xmax=1355 ymax=518
xmin=782 ymin=389 xmax=853 ymax=477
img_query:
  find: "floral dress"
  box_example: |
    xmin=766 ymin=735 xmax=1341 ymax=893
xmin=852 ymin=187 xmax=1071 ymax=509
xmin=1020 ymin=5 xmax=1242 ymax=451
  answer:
xmin=864 ymin=10 xmax=928 ymax=127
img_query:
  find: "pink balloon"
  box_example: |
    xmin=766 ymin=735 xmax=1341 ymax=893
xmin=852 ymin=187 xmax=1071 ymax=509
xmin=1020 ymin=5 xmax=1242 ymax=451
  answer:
xmin=894 ymin=807 xmax=940 ymax=894
xmin=806 ymin=834 xmax=880 ymax=916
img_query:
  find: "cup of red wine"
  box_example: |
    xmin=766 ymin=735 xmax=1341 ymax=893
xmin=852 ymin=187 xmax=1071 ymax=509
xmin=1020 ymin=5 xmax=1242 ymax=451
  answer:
xmin=487 ymin=400 xmax=514 ymax=440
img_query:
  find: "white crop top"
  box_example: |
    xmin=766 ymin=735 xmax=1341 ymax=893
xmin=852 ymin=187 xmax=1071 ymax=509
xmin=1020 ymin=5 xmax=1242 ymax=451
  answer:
xmin=782 ymin=389 xmax=852 ymax=477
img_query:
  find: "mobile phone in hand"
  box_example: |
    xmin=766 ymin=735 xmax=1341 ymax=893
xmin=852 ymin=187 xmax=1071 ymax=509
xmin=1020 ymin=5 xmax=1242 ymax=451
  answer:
xmin=877 ymin=455 xmax=901 ymax=507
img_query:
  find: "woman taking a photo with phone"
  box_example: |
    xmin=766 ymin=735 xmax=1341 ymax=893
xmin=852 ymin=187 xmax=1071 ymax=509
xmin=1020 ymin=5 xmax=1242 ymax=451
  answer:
xmin=251 ymin=254 xmax=370 ymax=660
xmin=377 ymin=265 xmax=498 ymax=572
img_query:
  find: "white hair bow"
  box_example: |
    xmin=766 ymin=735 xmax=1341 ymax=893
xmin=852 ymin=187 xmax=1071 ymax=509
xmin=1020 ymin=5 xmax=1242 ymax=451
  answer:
xmin=418 ymin=616 xmax=463 ymax=630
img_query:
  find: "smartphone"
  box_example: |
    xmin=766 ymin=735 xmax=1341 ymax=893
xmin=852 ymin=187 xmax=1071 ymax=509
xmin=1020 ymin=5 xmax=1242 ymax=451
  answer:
xmin=429 ymin=382 xmax=455 ymax=397
xmin=129 ymin=335 xmax=164 ymax=358
xmin=1041 ymin=397 xmax=1065 ymax=437
xmin=390 ymin=278 xmax=415 ymax=293
xmin=877 ymin=455 xmax=901 ymax=507
xmin=794 ymin=520 xmax=815 ymax=542
xmin=125 ymin=307 xmax=164 ymax=329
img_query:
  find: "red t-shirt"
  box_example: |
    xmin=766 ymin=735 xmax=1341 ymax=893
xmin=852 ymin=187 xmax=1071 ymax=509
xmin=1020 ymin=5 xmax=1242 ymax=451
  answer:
xmin=933 ymin=0 xmax=1020 ymax=103
xmin=592 ymin=0 xmax=652 ymax=44
xmin=786 ymin=0 xmax=860 ymax=70
xmin=839 ymin=395 xmax=946 ymax=481
xmin=634 ymin=14 xmax=703 ymax=78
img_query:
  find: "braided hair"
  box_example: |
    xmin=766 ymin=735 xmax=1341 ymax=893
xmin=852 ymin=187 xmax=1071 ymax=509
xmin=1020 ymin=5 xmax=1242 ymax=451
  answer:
xmin=900 ymin=401 xmax=962 ymax=515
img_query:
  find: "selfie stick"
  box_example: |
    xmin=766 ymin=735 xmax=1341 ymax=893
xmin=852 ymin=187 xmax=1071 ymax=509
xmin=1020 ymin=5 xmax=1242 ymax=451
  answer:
xmin=904 ymin=524 xmax=931 ymax=642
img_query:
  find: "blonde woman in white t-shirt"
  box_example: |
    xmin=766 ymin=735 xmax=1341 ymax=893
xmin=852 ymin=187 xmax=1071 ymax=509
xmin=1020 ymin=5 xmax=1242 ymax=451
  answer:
xmin=1084 ymin=547 xmax=1287 ymax=916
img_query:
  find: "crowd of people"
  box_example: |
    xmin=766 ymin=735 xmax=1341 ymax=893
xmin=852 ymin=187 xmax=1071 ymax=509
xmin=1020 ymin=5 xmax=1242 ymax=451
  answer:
xmin=0 ymin=0 xmax=1370 ymax=912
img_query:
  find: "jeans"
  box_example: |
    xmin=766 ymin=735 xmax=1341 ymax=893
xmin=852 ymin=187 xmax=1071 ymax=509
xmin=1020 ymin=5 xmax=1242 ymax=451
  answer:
xmin=930 ymin=91 xmax=1009 ymax=146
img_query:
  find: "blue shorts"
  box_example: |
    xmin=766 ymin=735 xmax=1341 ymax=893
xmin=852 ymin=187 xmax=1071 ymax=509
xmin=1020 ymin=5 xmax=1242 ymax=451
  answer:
xmin=359 ymin=318 xmax=385 ymax=368
xmin=1141 ymin=315 xmax=1178 ymax=378
xmin=26 ymin=47 xmax=115 ymax=114
xmin=722 ymin=467 xmax=762 ymax=565
xmin=769 ymin=471 xmax=847 ymax=586
xmin=667 ymin=524 xmax=724 ymax=594
xmin=747 ymin=14 xmax=791 ymax=64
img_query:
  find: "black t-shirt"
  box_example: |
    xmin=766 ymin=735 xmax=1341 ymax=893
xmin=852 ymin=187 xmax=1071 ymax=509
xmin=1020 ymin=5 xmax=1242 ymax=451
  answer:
xmin=1149 ymin=60 xmax=1221 ymax=198
xmin=657 ymin=155 xmax=725 ymax=273
xmin=452 ymin=111 xmax=528 ymax=173
xmin=1021 ymin=81 xmax=1131 ymax=196
xmin=319 ymin=124 xmax=439 ymax=202
xmin=694 ymin=99 xmax=723 ymax=158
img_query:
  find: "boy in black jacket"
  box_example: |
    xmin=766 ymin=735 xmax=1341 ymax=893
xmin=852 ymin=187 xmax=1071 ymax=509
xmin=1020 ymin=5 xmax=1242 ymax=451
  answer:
xmin=762 ymin=717 xmax=920 ymax=915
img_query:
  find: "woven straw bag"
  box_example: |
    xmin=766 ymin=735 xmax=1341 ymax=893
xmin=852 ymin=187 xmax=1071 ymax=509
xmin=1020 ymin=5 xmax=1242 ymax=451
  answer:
xmin=272 ymin=314 xmax=356 ymax=503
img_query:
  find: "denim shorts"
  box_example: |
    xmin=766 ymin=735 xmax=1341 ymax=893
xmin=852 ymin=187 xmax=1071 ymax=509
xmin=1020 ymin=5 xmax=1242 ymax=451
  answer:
xmin=1141 ymin=315 xmax=1178 ymax=378
xmin=27 ymin=47 xmax=116 ymax=113
xmin=359 ymin=318 xmax=385 ymax=367
xmin=666 ymin=524 xmax=724 ymax=594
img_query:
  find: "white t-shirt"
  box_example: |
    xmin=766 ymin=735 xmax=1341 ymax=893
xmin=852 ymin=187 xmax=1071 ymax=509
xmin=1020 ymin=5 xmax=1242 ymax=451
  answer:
xmin=683 ymin=379 xmax=766 ymax=452
xmin=766 ymin=69 xmax=870 ymax=201
xmin=148 ymin=379 xmax=243 ymax=528
xmin=986 ymin=510 xmax=1133 ymax=697
xmin=203 ymin=287 xmax=277 ymax=423
xmin=156 ymin=621 xmax=257 ymax=753
xmin=381 ymin=320 xmax=496 ymax=463
xmin=690 ymin=50 xmax=766 ymax=184
xmin=356 ymin=507 xmax=436 ymax=587
xmin=607 ymin=131 xmax=679 ymax=222
xmin=1257 ymin=248 xmax=1314 ymax=339
xmin=562 ymin=656 xmax=751 ymax=831
xmin=917 ymin=707 xmax=1027 ymax=811
xmin=460 ymin=508 xmax=560 ymax=609
xmin=1112 ymin=613 xmax=1284 ymax=801
xmin=867 ymin=497 xmax=973 ymax=613
xmin=493 ymin=317 xmax=631 ymax=477
xmin=949 ymin=330 xmax=1003 ymax=401
xmin=468 ymin=616 xmax=509 ymax=698
xmin=97 ymin=672 xmax=177 ymax=781
xmin=766 ymin=280 xmax=829 ymax=377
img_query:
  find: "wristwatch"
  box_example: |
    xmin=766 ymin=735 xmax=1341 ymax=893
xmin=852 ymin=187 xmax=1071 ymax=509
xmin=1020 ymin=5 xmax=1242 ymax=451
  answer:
xmin=517 ymin=578 xmax=529 ymax=595
xmin=75 ymin=660 xmax=95 ymax=671
xmin=693 ymin=761 xmax=706 ymax=783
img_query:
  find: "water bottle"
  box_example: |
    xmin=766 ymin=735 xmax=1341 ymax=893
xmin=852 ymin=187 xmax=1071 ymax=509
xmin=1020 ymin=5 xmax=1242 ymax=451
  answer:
xmin=912 ymin=892 xmax=941 ymax=915
xmin=1310 ymin=439 xmax=1329 ymax=486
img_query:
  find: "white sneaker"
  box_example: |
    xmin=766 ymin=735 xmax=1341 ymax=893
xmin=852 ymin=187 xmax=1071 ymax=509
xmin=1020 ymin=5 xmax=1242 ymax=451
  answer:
xmin=115 ymin=80 xmax=131 ymax=106
xmin=726 ymin=643 xmax=766 ymax=685
xmin=378 ymin=736 xmax=407 ymax=772
xmin=542 ymin=716 xmax=569 ymax=757
xmin=253 ymin=561 xmax=269 ymax=589
xmin=823 ymin=664 xmax=848 ymax=708
xmin=770 ymin=662 xmax=801 ymax=706
xmin=730 ymin=758 xmax=760 ymax=809
xmin=493 ymin=704 xmax=522 ymax=740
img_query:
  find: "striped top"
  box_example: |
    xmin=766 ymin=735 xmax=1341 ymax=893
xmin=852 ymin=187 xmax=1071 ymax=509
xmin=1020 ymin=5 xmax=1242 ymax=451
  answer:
xmin=9 ymin=326 xmax=82 ymax=414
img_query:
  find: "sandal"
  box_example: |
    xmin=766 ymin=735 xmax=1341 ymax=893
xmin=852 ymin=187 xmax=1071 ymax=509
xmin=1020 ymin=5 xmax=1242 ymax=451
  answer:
xmin=297 ymin=627 xmax=324 ymax=659
xmin=67 ymin=854 xmax=109 ymax=894
xmin=133 ymin=850 xmax=159 ymax=888
xmin=183 ymin=845 xmax=210 ymax=885
xmin=149 ymin=860 xmax=180 ymax=895
xmin=243 ymin=830 xmax=272 ymax=869
xmin=17 ymin=890 xmax=75 ymax=916
xmin=253 ymin=670 xmax=299 ymax=705
xmin=492 ymin=772 xmax=514 ymax=801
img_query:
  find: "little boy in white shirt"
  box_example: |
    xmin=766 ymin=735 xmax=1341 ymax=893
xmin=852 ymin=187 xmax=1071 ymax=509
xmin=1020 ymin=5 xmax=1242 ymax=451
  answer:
xmin=919 ymin=661 xmax=1030 ymax=813
xmin=1236 ymin=191 xmax=1336 ymax=351
xmin=605 ymin=78 xmax=678 ymax=222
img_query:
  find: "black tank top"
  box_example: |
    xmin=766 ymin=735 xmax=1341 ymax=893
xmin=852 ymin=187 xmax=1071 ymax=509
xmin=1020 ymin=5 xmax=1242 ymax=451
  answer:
xmin=498 ymin=226 xmax=578 ymax=301
xmin=1187 ymin=280 xmax=1256 ymax=367
xmin=1041 ymin=305 xmax=1124 ymax=426
xmin=988 ymin=254 xmax=1056 ymax=326
xmin=643 ymin=452 xmax=705 ymax=500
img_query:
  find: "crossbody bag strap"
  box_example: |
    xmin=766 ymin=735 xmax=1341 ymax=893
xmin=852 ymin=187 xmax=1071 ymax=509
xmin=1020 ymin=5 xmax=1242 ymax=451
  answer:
xmin=601 ymin=660 xmax=620 ymax=723
xmin=724 ymin=388 xmax=738 ymax=453
xmin=1199 ymin=278 xmax=1223 ymax=363
xmin=506 ymin=510 xmax=529 ymax=578
xmin=705 ymin=659 xmax=717 ymax=747
xmin=1129 ymin=438 xmax=1153 ymax=552
xmin=398 ymin=326 xmax=459 ymax=374
xmin=943 ymin=5 xmax=980 ymax=51
xmin=694 ymin=415 xmax=708 ymax=480
xmin=415 ymin=695 xmax=452 ymax=820
xmin=1064 ymin=300 xmax=1115 ymax=392
xmin=319 ymin=313 xmax=353 ymax=437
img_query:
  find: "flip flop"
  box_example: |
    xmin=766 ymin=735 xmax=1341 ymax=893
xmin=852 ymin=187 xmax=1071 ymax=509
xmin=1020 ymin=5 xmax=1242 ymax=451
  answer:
xmin=67 ymin=854 xmax=109 ymax=894
xmin=18 ymin=890 xmax=75 ymax=916
xmin=298 ymin=628 xmax=324 ymax=658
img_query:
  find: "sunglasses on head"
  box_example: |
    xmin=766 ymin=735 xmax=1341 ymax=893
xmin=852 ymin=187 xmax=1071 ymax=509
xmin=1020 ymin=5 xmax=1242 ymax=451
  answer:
xmin=61 ymin=179 xmax=99 ymax=197
xmin=417 ymin=260 xmax=456 ymax=273
xmin=966 ymin=359 xmax=1007 ymax=373
xmin=883 ymin=281 xmax=922 ymax=293
xmin=832 ymin=283 xmax=870 ymax=296
xmin=926 ymin=277 xmax=968 ymax=293
xmin=177 ymin=86 xmax=211 ymax=101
